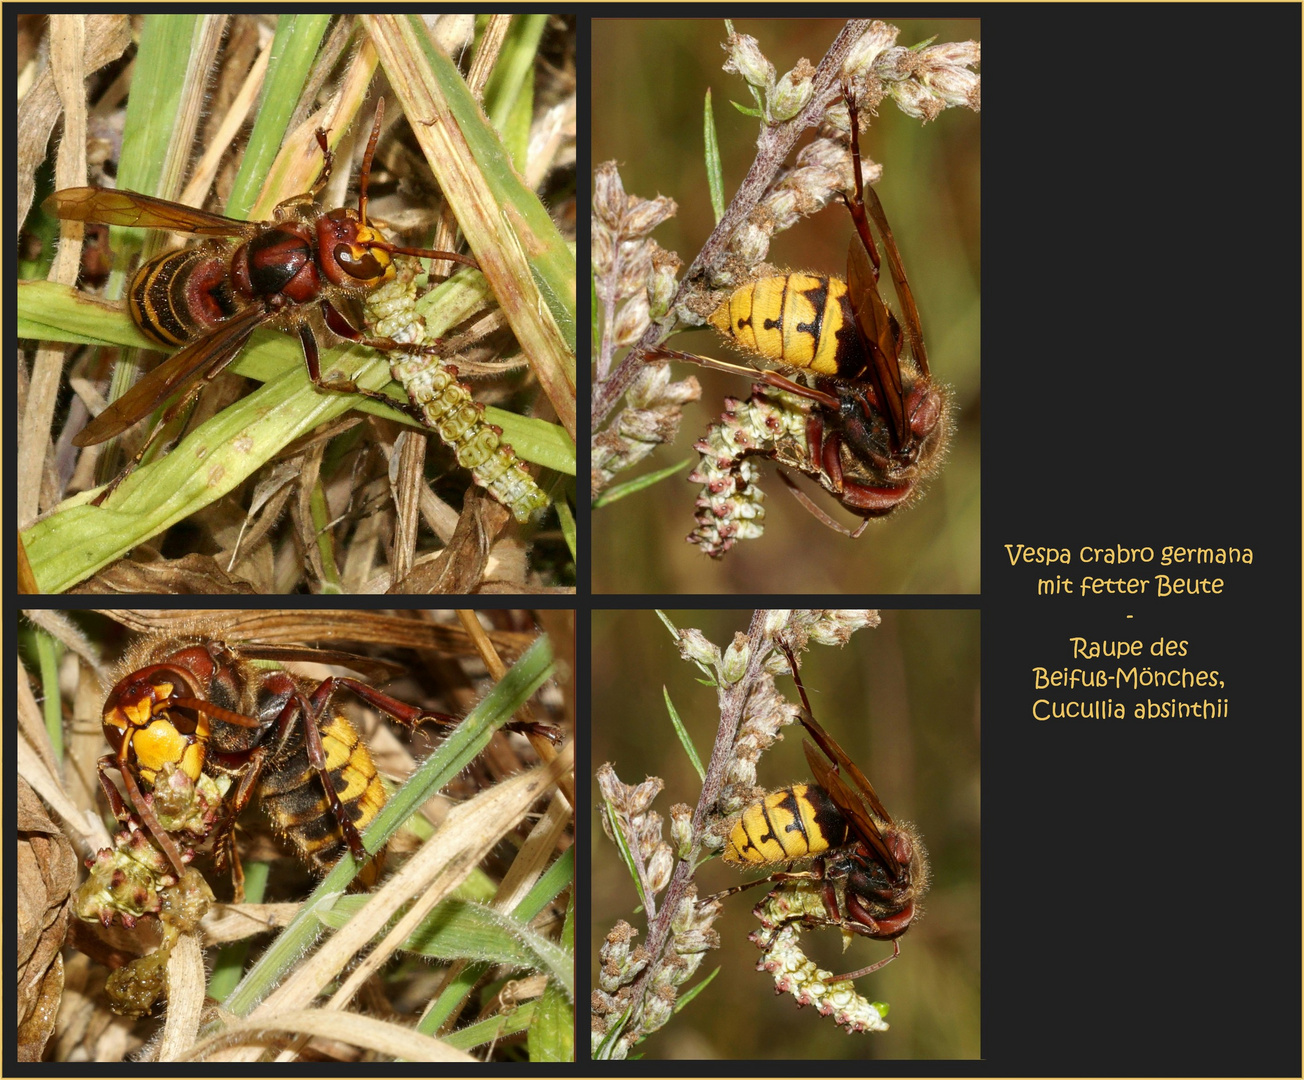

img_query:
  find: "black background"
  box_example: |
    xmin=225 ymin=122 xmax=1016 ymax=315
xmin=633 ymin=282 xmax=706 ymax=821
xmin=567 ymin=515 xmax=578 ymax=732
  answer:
xmin=976 ymin=6 xmax=1301 ymax=1076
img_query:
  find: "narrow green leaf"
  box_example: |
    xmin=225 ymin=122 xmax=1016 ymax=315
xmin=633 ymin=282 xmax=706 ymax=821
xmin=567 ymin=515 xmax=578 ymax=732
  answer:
xmin=654 ymin=609 xmax=680 ymax=638
xmin=517 ymin=846 xmax=574 ymax=921
xmin=593 ymin=1003 xmax=632 ymax=1060
xmin=116 ymin=16 xmax=198 ymax=195
xmin=489 ymin=411 xmax=575 ymax=476
xmin=529 ymin=976 xmax=574 ymax=1061
xmin=18 ymin=281 xmax=155 ymax=348
xmin=36 ymin=632 xmax=63 ymax=760
xmin=674 ymin=966 xmax=720 ymax=1013
xmin=482 ymin=14 xmax=549 ymax=168
xmin=529 ymin=893 xmax=574 ymax=1061
xmin=656 ymin=609 xmax=717 ymax=684
xmin=414 ymin=848 xmax=572 ymax=1039
xmin=592 ymin=457 xmax=693 ymax=508
xmin=556 ymin=495 xmax=576 ymax=560
xmin=417 ymin=963 xmax=484 ymax=1037
xmin=601 ymin=800 xmax=649 ymax=915
xmin=391 ymin=899 xmax=571 ymax=989
xmin=205 ymin=861 xmax=268 ymax=1003
xmin=227 ymin=15 xmax=332 ymax=218
xmin=664 ymin=687 xmax=704 ymax=781
xmin=438 ymin=1002 xmax=534 ymax=1052
xmin=703 ymin=88 xmax=725 ymax=224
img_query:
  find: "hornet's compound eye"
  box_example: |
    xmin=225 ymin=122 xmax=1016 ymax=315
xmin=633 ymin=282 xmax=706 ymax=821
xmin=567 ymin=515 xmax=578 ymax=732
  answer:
xmin=334 ymin=243 xmax=390 ymax=283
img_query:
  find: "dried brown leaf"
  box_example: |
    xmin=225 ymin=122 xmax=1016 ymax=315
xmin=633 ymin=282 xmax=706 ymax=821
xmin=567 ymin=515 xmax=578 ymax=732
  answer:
xmin=17 ymin=780 xmax=79 ymax=1061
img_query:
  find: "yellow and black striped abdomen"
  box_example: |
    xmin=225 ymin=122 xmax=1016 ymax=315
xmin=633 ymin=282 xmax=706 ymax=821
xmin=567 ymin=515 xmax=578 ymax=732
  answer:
xmin=708 ymin=274 xmax=864 ymax=378
xmin=128 ymin=243 xmax=242 ymax=348
xmin=257 ymin=712 xmax=387 ymax=883
xmin=724 ymin=782 xmax=851 ymax=866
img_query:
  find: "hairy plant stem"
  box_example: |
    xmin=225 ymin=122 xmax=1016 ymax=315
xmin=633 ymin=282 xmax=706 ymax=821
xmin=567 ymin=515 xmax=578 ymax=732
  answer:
xmin=590 ymin=19 xmax=870 ymax=430
xmin=620 ymin=610 xmax=773 ymax=1034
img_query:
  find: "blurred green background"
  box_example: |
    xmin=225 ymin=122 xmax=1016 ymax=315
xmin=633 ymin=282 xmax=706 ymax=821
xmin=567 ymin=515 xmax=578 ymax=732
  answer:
xmin=592 ymin=19 xmax=981 ymax=594
xmin=591 ymin=609 xmax=980 ymax=1059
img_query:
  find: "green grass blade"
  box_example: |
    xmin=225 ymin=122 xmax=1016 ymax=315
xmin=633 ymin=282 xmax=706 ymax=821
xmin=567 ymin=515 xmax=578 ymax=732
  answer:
xmin=663 ymin=687 xmax=704 ymax=781
xmin=592 ymin=457 xmax=693 ymax=508
xmin=226 ymin=15 xmax=332 ymax=217
xmin=704 ymin=88 xmax=725 ymax=224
